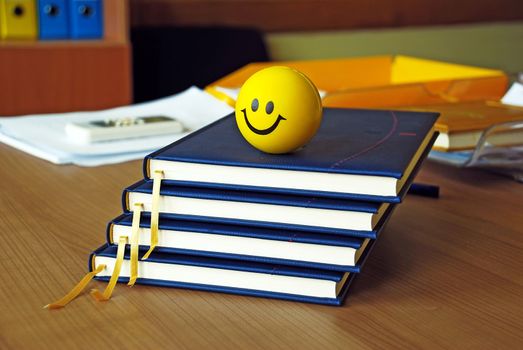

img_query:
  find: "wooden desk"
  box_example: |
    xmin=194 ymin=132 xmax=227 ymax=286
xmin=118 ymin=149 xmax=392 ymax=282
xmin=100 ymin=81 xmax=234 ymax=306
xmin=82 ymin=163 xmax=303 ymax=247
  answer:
xmin=1 ymin=143 xmax=522 ymax=349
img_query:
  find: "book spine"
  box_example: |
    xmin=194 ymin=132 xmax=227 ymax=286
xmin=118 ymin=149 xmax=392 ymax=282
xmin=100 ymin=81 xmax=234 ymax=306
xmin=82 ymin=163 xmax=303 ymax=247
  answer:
xmin=105 ymin=221 xmax=114 ymax=245
xmin=121 ymin=188 xmax=130 ymax=213
xmin=107 ymin=214 xmax=127 ymax=246
xmin=142 ymin=155 xmax=152 ymax=180
xmin=88 ymin=243 xmax=110 ymax=272
xmin=121 ymin=181 xmax=145 ymax=212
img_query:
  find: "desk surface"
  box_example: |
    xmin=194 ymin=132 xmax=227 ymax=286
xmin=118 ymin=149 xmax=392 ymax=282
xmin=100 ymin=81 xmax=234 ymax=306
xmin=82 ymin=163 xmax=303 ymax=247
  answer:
xmin=1 ymin=143 xmax=522 ymax=349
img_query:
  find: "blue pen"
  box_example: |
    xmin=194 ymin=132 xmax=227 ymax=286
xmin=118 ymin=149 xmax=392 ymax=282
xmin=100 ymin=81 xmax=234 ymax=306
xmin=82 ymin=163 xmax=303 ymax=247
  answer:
xmin=408 ymin=183 xmax=440 ymax=198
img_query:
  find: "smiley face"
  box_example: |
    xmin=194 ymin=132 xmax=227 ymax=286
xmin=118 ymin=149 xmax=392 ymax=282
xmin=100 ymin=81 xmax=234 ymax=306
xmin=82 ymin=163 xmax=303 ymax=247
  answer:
xmin=235 ymin=66 xmax=322 ymax=154
xmin=241 ymin=98 xmax=286 ymax=135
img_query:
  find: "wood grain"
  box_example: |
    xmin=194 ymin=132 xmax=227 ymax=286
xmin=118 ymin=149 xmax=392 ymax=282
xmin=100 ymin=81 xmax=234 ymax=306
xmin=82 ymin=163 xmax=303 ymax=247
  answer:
xmin=0 ymin=43 xmax=131 ymax=116
xmin=0 ymin=143 xmax=522 ymax=349
xmin=130 ymin=0 xmax=523 ymax=32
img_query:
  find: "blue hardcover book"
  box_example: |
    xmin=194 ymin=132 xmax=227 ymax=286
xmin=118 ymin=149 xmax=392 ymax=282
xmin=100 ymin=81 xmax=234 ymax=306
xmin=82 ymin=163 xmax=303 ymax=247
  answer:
xmin=122 ymin=180 xmax=396 ymax=238
xmin=68 ymin=0 xmax=102 ymax=39
xmin=107 ymin=212 xmax=386 ymax=272
xmin=144 ymin=108 xmax=439 ymax=203
xmin=38 ymin=0 xmax=69 ymax=39
xmin=89 ymin=243 xmax=362 ymax=305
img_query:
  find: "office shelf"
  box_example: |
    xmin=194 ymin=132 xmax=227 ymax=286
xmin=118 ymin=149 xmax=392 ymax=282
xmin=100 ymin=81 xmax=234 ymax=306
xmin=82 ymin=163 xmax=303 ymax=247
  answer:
xmin=0 ymin=1 xmax=131 ymax=116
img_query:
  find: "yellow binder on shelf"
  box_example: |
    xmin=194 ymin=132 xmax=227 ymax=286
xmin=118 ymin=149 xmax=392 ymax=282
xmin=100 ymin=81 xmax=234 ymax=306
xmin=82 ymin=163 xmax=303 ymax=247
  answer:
xmin=0 ymin=0 xmax=37 ymax=40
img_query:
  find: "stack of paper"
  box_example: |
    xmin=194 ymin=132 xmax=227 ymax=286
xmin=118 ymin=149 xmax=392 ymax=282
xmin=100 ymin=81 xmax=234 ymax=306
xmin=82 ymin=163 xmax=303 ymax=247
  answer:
xmin=0 ymin=87 xmax=233 ymax=166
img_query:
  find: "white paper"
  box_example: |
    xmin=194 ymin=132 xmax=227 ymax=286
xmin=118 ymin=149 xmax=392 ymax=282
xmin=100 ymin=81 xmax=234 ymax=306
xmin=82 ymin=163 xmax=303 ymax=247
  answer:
xmin=214 ymin=86 xmax=240 ymax=100
xmin=501 ymin=82 xmax=523 ymax=107
xmin=0 ymin=87 xmax=234 ymax=166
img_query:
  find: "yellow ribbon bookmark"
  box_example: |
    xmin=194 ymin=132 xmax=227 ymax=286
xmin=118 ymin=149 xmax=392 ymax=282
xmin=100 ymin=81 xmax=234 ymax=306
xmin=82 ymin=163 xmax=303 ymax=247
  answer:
xmin=143 ymin=170 xmax=163 ymax=260
xmin=44 ymin=264 xmax=107 ymax=309
xmin=90 ymin=236 xmax=127 ymax=302
xmin=128 ymin=203 xmax=143 ymax=286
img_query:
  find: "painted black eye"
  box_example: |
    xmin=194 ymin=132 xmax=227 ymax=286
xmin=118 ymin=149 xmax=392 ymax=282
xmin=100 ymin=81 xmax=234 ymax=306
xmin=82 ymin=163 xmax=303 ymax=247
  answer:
xmin=251 ymin=98 xmax=259 ymax=112
xmin=266 ymin=101 xmax=274 ymax=114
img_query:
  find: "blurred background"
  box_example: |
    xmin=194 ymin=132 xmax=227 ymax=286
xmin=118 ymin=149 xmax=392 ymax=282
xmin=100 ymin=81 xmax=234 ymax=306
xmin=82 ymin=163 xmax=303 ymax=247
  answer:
xmin=1 ymin=0 xmax=522 ymax=115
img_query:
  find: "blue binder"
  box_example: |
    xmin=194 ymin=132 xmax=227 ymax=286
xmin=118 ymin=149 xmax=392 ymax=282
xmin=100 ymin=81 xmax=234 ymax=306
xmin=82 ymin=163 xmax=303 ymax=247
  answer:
xmin=68 ymin=0 xmax=102 ymax=39
xmin=37 ymin=0 xmax=69 ymax=39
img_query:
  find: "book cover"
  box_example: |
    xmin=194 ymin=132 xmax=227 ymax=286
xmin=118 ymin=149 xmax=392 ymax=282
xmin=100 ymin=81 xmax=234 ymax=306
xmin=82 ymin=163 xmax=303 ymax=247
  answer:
xmin=107 ymin=213 xmax=382 ymax=272
xmin=89 ymin=243 xmax=360 ymax=305
xmin=144 ymin=108 xmax=438 ymax=202
xmin=122 ymin=180 xmax=395 ymax=237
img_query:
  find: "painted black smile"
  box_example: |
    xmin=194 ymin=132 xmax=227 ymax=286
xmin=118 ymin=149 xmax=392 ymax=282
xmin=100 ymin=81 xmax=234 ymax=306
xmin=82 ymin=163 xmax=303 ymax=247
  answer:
xmin=242 ymin=109 xmax=287 ymax=135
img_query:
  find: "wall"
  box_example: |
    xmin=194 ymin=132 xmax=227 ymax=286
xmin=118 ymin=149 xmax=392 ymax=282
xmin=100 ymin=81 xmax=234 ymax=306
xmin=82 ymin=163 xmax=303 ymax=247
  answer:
xmin=129 ymin=1 xmax=523 ymax=74
xmin=267 ymin=22 xmax=523 ymax=73
xmin=130 ymin=0 xmax=523 ymax=32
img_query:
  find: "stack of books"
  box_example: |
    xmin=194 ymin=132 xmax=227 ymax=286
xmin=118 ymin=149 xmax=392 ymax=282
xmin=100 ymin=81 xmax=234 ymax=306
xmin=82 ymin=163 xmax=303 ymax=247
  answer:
xmin=90 ymin=107 xmax=438 ymax=306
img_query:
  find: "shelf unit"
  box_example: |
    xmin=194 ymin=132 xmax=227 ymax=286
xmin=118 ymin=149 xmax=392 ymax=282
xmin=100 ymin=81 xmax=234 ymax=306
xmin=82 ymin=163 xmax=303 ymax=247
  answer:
xmin=0 ymin=1 xmax=131 ymax=116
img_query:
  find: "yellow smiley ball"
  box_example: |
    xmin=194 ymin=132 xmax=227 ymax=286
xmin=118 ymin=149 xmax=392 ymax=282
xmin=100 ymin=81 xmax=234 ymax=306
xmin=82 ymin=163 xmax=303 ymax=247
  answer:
xmin=235 ymin=66 xmax=323 ymax=154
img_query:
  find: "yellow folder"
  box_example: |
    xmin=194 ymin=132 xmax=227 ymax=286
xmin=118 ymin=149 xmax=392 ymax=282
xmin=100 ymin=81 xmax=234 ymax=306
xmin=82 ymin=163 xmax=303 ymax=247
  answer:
xmin=0 ymin=0 xmax=37 ymax=40
xmin=207 ymin=56 xmax=507 ymax=109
